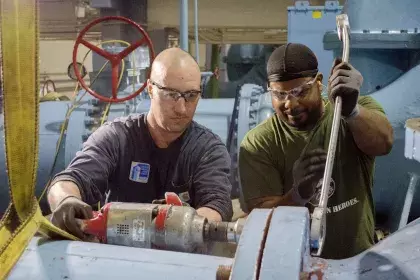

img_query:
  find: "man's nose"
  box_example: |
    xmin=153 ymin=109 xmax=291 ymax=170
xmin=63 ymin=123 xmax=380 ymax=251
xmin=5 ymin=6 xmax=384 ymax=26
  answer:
xmin=174 ymin=98 xmax=188 ymax=114
xmin=284 ymin=95 xmax=298 ymax=110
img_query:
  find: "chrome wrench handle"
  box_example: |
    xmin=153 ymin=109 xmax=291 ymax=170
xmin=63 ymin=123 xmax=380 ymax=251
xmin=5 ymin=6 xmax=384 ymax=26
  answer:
xmin=310 ymin=14 xmax=350 ymax=256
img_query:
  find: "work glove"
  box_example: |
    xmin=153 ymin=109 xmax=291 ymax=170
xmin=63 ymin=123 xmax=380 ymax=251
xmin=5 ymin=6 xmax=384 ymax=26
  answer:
xmin=152 ymin=198 xmax=190 ymax=207
xmin=328 ymin=58 xmax=363 ymax=118
xmin=50 ymin=196 xmax=93 ymax=240
xmin=292 ymin=148 xmax=327 ymax=204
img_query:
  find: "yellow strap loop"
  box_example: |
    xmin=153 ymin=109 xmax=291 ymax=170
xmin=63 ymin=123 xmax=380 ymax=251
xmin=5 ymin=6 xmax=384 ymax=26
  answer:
xmin=0 ymin=1 xmax=78 ymax=278
xmin=1 ymin=0 xmax=39 ymax=219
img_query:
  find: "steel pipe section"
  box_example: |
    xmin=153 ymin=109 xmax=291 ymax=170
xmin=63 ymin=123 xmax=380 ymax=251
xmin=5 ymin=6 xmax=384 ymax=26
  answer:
xmin=8 ymin=207 xmax=420 ymax=279
xmin=8 ymin=236 xmax=233 ymax=280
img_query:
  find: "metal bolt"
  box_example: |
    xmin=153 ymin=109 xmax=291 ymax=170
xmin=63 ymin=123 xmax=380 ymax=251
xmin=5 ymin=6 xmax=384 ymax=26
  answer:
xmin=216 ymin=265 xmax=232 ymax=280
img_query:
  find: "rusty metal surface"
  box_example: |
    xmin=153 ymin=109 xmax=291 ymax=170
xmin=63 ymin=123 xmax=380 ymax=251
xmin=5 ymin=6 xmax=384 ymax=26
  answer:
xmin=229 ymin=208 xmax=273 ymax=280
xmin=216 ymin=265 xmax=232 ymax=280
xmin=259 ymin=207 xmax=310 ymax=280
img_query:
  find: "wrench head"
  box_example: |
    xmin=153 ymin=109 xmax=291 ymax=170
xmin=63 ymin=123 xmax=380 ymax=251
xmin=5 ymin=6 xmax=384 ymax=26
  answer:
xmin=336 ymin=14 xmax=350 ymax=42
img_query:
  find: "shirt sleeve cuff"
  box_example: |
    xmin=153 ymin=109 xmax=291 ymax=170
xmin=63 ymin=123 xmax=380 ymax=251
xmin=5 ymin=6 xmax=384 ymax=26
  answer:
xmin=48 ymin=175 xmax=86 ymax=202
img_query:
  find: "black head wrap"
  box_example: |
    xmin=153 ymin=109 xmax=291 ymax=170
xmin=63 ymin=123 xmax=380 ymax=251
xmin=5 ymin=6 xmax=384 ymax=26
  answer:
xmin=267 ymin=43 xmax=318 ymax=82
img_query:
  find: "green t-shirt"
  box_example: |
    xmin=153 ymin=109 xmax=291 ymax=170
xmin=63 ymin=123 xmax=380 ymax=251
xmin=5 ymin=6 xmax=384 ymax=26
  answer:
xmin=239 ymin=96 xmax=385 ymax=259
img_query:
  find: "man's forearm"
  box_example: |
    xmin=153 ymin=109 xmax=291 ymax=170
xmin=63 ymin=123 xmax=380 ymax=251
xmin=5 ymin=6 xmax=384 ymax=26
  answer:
xmin=347 ymin=105 xmax=393 ymax=156
xmin=246 ymin=189 xmax=304 ymax=212
xmin=47 ymin=181 xmax=81 ymax=211
xmin=197 ymin=207 xmax=222 ymax=222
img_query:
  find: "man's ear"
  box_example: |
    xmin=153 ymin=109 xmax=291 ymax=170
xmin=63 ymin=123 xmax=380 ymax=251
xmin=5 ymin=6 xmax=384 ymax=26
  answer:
xmin=316 ymin=73 xmax=323 ymax=92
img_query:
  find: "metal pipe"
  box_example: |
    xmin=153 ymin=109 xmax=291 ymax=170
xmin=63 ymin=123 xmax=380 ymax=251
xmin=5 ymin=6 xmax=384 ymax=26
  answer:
xmin=194 ymin=0 xmax=199 ymax=63
xmin=200 ymin=71 xmax=214 ymax=77
xmin=398 ymin=173 xmax=419 ymax=229
xmin=204 ymin=219 xmax=245 ymax=243
xmin=179 ymin=0 xmax=189 ymax=52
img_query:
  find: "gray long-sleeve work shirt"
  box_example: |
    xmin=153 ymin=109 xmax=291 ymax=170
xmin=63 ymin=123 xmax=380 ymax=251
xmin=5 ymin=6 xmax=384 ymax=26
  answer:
xmin=50 ymin=113 xmax=233 ymax=221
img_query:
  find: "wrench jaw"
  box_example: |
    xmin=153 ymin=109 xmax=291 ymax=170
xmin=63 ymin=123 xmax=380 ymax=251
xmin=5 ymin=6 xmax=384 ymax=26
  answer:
xmin=310 ymin=207 xmax=326 ymax=256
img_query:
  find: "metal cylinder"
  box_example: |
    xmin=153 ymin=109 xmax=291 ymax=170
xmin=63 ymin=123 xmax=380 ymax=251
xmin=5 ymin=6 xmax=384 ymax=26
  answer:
xmin=204 ymin=222 xmax=228 ymax=242
xmin=179 ymin=0 xmax=189 ymax=51
xmin=204 ymin=218 xmax=245 ymax=243
xmin=106 ymin=202 xmax=156 ymax=248
xmin=154 ymin=205 xmax=207 ymax=252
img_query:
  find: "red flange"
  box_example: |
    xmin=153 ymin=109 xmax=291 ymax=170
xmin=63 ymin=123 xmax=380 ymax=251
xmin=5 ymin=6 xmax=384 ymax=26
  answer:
xmin=72 ymin=16 xmax=155 ymax=103
xmin=164 ymin=192 xmax=183 ymax=206
xmin=79 ymin=203 xmax=111 ymax=243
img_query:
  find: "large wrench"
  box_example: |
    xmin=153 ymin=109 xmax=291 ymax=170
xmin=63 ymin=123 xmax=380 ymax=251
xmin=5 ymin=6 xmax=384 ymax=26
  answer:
xmin=310 ymin=14 xmax=350 ymax=256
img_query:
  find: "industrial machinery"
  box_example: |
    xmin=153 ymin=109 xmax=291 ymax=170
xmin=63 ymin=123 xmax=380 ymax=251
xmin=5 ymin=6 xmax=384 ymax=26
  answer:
xmin=1 ymin=0 xmax=419 ymax=235
xmin=2 ymin=0 xmax=420 ymax=279
xmin=76 ymin=192 xmax=244 ymax=252
xmin=7 ymin=193 xmax=420 ymax=279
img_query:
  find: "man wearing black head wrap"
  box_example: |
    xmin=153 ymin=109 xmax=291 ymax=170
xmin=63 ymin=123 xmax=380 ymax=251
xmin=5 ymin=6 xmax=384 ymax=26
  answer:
xmin=239 ymin=43 xmax=393 ymax=259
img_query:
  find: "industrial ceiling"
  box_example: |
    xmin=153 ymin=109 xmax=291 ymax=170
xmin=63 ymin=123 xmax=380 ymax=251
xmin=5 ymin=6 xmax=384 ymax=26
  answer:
xmin=39 ymin=0 xmax=343 ymax=44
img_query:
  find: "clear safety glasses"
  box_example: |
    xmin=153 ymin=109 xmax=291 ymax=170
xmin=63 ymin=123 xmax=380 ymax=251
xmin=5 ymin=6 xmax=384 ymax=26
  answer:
xmin=267 ymin=74 xmax=320 ymax=101
xmin=150 ymin=80 xmax=201 ymax=102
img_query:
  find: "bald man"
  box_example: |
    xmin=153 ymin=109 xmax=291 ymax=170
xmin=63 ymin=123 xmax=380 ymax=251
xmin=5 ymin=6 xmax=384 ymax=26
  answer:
xmin=47 ymin=48 xmax=233 ymax=240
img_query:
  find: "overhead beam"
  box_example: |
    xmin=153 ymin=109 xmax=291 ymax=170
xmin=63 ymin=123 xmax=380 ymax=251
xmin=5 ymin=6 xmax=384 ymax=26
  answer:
xmin=148 ymin=0 xmax=332 ymax=30
xmin=168 ymin=27 xmax=288 ymax=44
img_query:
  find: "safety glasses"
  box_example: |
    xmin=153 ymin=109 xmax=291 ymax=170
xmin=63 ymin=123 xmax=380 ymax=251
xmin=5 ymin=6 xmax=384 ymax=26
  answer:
xmin=150 ymin=80 xmax=201 ymax=102
xmin=268 ymin=74 xmax=319 ymax=101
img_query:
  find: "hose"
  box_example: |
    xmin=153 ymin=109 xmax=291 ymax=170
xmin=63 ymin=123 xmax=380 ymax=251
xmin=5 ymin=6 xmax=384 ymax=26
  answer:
xmin=37 ymin=39 xmax=136 ymax=203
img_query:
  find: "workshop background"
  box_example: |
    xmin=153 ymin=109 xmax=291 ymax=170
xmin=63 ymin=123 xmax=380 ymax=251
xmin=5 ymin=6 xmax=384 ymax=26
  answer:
xmin=38 ymin=0 xmax=341 ymax=96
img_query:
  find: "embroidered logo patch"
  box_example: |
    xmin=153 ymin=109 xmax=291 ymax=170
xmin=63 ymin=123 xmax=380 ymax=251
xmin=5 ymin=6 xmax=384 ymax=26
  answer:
xmin=129 ymin=162 xmax=150 ymax=183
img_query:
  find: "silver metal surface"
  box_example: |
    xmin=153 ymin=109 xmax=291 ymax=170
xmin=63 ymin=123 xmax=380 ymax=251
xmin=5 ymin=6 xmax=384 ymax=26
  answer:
xmin=8 ymin=209 xmax=420 ymax=279
xmin=204 ymin=219 xmax=245 ymax=243
xmin=260 ymin=207 xmax=310 ymax=279
xmin=154 ymin=205 xmax=207 ymax=253
xmin=229 ymin=209 xmax=273 ymax=280
xmin=179 ymin=0 xmax=189 ymax=51
xmin=227 ymin=218 xmax=245 ymax=243
xmin=194 ymin=0 xmax=199 ymax=63
xmin=319 ymin=218 xmax=420 ymax=279
xmin=310 ymin=13 xmax=349 ymax=257
xmin=398 ymin=173 xmax=419 ymax=229
xmin=107 ymin=202 xmax=157 ymax=248
xmin=8 ymin=236 xmax=233 ymax=280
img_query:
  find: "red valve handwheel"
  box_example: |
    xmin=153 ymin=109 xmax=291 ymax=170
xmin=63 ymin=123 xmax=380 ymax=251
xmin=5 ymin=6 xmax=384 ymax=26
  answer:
xmin=72 ymin=16 xmax=155 ymax=103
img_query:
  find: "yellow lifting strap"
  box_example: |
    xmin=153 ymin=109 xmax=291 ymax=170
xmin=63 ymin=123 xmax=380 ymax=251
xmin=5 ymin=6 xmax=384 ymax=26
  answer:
xmin=0 ymin=1 xmax=78 ymax=278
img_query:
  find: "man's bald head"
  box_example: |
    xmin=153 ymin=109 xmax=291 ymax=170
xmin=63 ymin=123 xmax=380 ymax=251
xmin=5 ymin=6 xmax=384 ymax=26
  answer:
xmin=150 ymin=47 xmax=201 ymax=87
xmin=146 ymin=47 xmax=202 ymax=137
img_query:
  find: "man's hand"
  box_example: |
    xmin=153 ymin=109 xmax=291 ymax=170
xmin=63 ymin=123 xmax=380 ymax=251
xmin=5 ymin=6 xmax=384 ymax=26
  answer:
xmin=292 ymin=148 xmax=327 ymax=201
xmin=50 ymin=196 xmax=93 ymax=240
xmin=328 ymin=58 xmax=363 ymax=118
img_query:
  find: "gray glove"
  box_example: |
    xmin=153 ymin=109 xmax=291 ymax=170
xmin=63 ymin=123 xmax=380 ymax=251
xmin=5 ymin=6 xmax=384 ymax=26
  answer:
xmin=328 ymin=58 xmax=363 ymax=118
xmin=291 ymin=148 xmax=327 ymax=204
xmin=50 ymin=196 xmax=93 ymax=240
